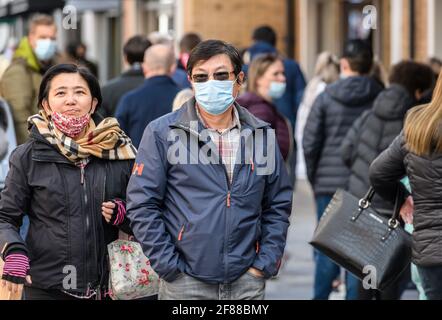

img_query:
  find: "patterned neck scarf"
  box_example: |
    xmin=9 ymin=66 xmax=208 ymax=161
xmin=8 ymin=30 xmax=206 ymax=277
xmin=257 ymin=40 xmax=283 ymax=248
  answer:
xmin=28 ymin=110 xmax=137 ymax=163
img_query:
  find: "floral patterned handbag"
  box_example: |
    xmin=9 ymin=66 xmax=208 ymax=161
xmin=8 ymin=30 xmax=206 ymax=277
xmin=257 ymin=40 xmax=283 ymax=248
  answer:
xmin=107 ymin=239 xmax=159 ymax=300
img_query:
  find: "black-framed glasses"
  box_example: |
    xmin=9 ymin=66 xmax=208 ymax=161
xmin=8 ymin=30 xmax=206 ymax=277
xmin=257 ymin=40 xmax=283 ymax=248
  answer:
xmin=191 ymin=71 xmax=235 ymax=83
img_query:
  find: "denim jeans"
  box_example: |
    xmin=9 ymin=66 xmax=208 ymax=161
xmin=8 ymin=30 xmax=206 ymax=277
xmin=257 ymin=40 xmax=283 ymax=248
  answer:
xmin=417 ymin=265 xmax=442 ymax=300
xmin=19 ymin=215 xmax=29 ymax=240
xmin=158 ymin=271 xmax=266 ymax=300
xmin=313 ymin=195 xmax=359 ymax=300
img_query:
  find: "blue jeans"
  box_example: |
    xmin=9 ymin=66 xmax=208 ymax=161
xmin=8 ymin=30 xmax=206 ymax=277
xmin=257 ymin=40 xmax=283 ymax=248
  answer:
xmin=159 ymin=271 xmax=266 ymax=300
xmin=20 ymin=215 xmax=29 ymax=240
xmin=313 ymin=195 xmax=359 ymax=300
xmin=417 ymin=266 xmax=442 ymax=300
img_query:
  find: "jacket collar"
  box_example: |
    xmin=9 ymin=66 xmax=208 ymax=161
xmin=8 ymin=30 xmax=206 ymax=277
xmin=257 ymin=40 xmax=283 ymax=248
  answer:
xmin=13 ymin=37 xmax=40 ymax=73
xmin=143 ymin=75 xmax=175 ymax=86
xmin=30 ymin=126 xmax=72 ymax=164
xmin=121 ymin=64 xmax=144 ymax=78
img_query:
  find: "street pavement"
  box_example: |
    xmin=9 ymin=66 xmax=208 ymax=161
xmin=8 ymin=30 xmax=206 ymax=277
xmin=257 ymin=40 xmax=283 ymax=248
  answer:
xmin=265 ymin=179 xmax=419 ymax=300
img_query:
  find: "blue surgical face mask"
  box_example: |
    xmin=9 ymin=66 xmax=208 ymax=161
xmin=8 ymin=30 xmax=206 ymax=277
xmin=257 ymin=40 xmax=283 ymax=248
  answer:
xmin=34 ymin=39 xmax=57 ymax=61
xmin=193 ymin=79 xmax=236 ymax=115
xmin=268 ymin=81 xmax=286 ymax=99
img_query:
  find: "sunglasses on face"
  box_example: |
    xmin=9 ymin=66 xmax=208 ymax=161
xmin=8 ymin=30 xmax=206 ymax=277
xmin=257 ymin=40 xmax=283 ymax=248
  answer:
xmin=191 ymin=71 xmax=235 ymax=83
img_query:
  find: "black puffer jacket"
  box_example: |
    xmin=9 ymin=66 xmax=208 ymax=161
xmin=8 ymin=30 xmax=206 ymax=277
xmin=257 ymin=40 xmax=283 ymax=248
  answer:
xmin=303 ymin=76 xmax=383 ymax=196
xmin=369 ymin=132 xmax=442 ymax=267
xmin=0 ymin=123 xmax=134 ymax=295
xmin=341 ymin=84 xmax=414 ymax=216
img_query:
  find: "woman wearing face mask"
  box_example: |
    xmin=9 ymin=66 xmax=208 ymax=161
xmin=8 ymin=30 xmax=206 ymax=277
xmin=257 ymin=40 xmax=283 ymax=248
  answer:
xmin=0 ymin=64 xmax=137 ymax=300
xmin=237 ymin=54 xmax=291 ymax=160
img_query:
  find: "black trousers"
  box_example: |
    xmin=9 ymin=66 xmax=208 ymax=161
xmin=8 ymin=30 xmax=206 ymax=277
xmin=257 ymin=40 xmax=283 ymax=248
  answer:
xmin=24 ymin=286 xmax=96 ymax=300
xmin=357 ymin=264 xmax=411 ymax=300
xmin=23 ymin=286 xmax=158 ymax=300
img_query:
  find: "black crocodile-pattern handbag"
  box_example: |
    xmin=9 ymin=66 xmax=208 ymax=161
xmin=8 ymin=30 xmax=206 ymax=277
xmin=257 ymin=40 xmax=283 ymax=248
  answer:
xmin=310 ymin=187 xmax=412 ymax=291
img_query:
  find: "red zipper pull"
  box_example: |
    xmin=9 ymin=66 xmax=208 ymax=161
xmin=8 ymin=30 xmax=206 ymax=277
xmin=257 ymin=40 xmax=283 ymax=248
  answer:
xmin=227 ymin=192 xmax=231 ymax=207
xmin=178 ymin=225 xmax=185 ymax=241
xmin=251 ymin=158 xmax=254 ymax=172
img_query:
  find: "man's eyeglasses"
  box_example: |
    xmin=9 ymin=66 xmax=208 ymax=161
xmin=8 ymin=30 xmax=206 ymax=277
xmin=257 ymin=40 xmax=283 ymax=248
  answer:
xmin=191 ymin=71 xmax=235 ymax=83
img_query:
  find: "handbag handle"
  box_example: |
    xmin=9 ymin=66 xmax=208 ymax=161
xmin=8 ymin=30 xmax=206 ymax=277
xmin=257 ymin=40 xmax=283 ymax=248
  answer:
xmin=358 ymin=186 xmax=404 ymax=229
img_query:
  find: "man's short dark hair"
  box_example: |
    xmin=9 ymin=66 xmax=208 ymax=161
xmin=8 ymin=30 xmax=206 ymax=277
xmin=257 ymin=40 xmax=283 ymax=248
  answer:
xmin=389 ymin=61 xmax=434 ymax=98
xmin=342 ymin=39 xmax=373 ymax=74
xmin=179 ymin=33 xmax=202 ymax=53
xmin=187 ymin=40 xmax=243 ymax=77
xmin=123 ymin=35 xmax=152 ymax=65
xmin=252 ymin=25 xmax=277 ymax=47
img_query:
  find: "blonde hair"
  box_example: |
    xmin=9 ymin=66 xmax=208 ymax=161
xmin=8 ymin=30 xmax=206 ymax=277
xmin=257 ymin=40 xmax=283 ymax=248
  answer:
xmin=314 ymin=52 xmax=340 ymax=84
xmin=404 ymin=71 xmax=442 ymax=156
xmin=246 ymin=53 xmax=282 ymax=94
xmin=28 ymin=14 xmax=55 ymax=34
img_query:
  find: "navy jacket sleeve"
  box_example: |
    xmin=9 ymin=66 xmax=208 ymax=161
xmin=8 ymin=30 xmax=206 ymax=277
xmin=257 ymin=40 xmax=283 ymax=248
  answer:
xmin=0 ymin=147 xmax=30 ymax=259
xmin=252 ymin=130 xmax=293 ymax=278
xmin=115 ymin=94 xmax=130 ymax=135
xmin=293 ymin=62 xmax=306 ymax=110
xmin=125 ymin=125 xmax=183 ymax=282
xmin=302 ymin=93 xmax=325 ymax=185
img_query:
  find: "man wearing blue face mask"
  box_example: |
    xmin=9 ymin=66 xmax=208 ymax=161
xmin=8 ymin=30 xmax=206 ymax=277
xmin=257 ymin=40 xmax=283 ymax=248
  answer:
xmin=126 ymin=40 xmax=293 ymax=300
xmin=0 ymin=14 xmax=58 ymax=145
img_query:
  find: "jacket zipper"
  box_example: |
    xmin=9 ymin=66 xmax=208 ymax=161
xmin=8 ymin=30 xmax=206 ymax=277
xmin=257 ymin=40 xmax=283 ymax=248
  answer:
xmin=221 ymin=132 xmax=253 ymax=282
xmin=60 ymin=169 xmax=72 ymax=270
xmin=174 ymin=123 xmax=251 ymax=283
xmin=220 ymin=159 xmax=241 ymax=283
xmin=80 ymin=165 xmax=99 ymax=294
xmin=79 ymin=166 xmax=89 ymax=292
xmin=96 ymin=171 xmax=107 ymax=295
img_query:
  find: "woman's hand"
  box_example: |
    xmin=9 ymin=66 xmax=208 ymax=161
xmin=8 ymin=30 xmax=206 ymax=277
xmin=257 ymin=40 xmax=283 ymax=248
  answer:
xmin=1 ymin=252 xmax=32 ymax=294
xmin=0 ymin=276 xmax=32 ymax=294
xmin=101 ymin=201 xmax=116 ymax=223
xmin=400 ymin=195 xmax=414 ymax=224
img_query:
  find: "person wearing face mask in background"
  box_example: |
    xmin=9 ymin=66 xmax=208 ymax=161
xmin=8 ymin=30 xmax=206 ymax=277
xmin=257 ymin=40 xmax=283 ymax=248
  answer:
xmin=0 ymin=64 xmax=136 ymax=300
xmin=237 ymin=53 xmax=292 ymax=162
xmin=0 ymin=14 xmax=59 ymax=146
xmin=126 ymin=40 xmax=293 ymax=300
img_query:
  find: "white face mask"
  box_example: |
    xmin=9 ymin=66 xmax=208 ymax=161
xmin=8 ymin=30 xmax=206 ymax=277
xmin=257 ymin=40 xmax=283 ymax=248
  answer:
xmin=268 ymin=81 xmax=286 ymax=99
xmin=34 ymin=39 xmax=57 ymax=61
xmin=193 ymin=79 xmax=236 ymax=115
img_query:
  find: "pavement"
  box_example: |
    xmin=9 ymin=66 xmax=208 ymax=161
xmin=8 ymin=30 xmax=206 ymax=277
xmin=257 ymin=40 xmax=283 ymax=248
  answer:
xmin=265 ymin=179 xmax=419 ymax=300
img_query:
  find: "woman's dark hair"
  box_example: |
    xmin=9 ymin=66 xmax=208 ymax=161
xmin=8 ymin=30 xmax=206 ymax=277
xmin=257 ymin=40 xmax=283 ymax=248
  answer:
xmin=187 ymin=40 xmax=243 ymax=77
xmin=38 ymin=64 xmax=102 ymax=112
xmin=389 ymin=61 xmax=434 ymax=98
